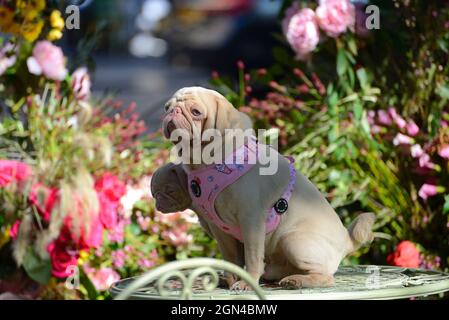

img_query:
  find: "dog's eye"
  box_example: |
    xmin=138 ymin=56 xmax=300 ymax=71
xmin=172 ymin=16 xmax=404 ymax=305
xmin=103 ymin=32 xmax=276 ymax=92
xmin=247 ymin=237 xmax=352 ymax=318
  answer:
xmin=192 ymin=108 xmax=201 ymax=116
xmin=164 ymin=104 xmax=170 ymax=112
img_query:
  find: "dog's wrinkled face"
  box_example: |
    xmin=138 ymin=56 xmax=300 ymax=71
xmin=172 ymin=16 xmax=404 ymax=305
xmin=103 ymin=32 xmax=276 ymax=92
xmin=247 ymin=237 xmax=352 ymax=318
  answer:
xmin=162 ymin=86 xmax=252 ymax=141
xmin=150 ymin=163 xmax=191 ymax=213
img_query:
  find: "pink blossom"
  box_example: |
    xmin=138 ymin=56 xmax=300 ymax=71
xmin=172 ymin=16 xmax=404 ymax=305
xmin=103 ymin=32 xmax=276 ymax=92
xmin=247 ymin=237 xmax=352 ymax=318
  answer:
xmin=388 ymin=107 xmax=407 ymax=129
xmin=111 ymin=250 xmax=126 ymax=268
xmin=316 ymin=0 xmax=355 ymax=38
xmin=27 ymin=41 xmax=67 ymax=81
xmin=367 ymin=110 xmax=375 ymax=125
xmin=162 ymin=226 xmax=193 ymax=247
xmin=406 ymin=121 xmax=419 ymax=136
xmin=438 ymin=145 xmax=449 ymax=159
xmin=9 ymin=220 xmax=21 ymax=239
xmin=0 ymin=160 xmax=32 ymax=187
xmin=418 ymin=183 xmax=441 ymax=200
xmin=0 ymin=43 xmax=17 ymax=76
xmin=137 ymin=214 xmax=151 ymax=231
xmin=418 ymin=153 xmax=436 ymax=170
xmin=80 ymin=216 xmax=104 ymax=249
xmin=377 ymin=110 xmax=392 ymax=126
xmin=283 ymin=7 xmax=320 ymax=60
xmin=392 ymin=133 xmax=414 ymax=146
xmin=87 ymin=267 xmax=120 ymax=292
xmin=71 ymin=67 xmax=91 ymax=100
xmin=107 ymin=218 xmax=129 ymax=243
xmin=138 ymin=258 xmax=155 ymax=269
xmin=410 ymin=144 xmax=424 ymax=158
xmin=370 ymin=125 xmax=383 ymax=134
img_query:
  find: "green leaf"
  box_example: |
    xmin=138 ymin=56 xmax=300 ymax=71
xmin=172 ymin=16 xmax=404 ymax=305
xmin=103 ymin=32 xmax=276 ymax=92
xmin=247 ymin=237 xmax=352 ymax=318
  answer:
xmin=443 ymin=195 xmax=449 ymax=215
xmin=337 ymin=49 xmax=348 ymax=77
xmin=436 ymin=84 xmax=449 ymax=100
xmin=23 ymin=249 xmax=52 ymax=284
xmin=356 ymin=68 xmax=368 ymax=89
xmin=80 ymin=267 xmax=99 ymax=299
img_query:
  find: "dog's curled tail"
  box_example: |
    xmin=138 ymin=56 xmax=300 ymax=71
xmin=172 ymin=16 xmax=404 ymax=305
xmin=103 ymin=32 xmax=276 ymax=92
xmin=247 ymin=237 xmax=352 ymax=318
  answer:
xmin=347 ymin=212 xmax=376 ymax=253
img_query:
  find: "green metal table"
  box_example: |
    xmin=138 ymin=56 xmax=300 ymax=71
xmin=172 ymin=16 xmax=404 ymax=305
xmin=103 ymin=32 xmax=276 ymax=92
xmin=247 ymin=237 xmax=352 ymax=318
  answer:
xmin=111 ymin=258 xmax=449 ymax=300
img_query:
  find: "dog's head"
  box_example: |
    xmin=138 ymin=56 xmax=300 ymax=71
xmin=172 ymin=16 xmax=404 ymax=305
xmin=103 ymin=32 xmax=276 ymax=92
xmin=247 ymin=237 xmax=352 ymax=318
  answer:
xmin=162 ymin=87 xmax=252 ymax=141
xmin=150 ymin=163 xmax=191 ymax=213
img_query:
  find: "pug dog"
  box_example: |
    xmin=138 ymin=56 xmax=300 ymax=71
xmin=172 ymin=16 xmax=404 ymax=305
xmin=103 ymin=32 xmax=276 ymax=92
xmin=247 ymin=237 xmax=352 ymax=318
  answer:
xmin=159 ymin=86 xmax=375 ymax=291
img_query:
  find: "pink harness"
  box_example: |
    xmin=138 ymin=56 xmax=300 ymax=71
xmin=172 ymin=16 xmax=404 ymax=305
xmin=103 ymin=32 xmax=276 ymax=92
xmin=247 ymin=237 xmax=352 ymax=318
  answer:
xmin=185 ymin=136 xmax=296 ymax=242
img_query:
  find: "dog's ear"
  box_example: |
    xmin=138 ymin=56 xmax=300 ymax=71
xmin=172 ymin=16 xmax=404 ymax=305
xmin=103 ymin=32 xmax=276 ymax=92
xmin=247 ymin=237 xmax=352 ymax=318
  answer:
xmin=214 ymin=95 xmax=253 ymax=134
xmin=171 ymin=164 xmax=189 ymax=194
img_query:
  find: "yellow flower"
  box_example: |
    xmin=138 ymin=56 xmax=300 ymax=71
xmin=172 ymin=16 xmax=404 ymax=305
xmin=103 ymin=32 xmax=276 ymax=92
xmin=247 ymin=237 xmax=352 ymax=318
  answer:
xmin=50 ymin=10 xmax=65 ymax=30
xmin=0 ymin=7 xmax=14 ymax=29
xmin=16 ymin=0 xmax=46 ymax=12
xmin=21 ymin=19 xmax=44 ymax=42
xmin=47 ymin=28 xmax=63 ymax=41
xmin=24 ymin=9 xmax=39 ymax=21
xmin=0 ymin=227 xmax=11 ymax=249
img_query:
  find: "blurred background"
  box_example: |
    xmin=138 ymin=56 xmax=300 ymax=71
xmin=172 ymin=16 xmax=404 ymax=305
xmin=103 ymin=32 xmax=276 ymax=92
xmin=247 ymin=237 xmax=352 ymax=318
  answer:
xmin=61 ymin=0 xmax=282 ymax=131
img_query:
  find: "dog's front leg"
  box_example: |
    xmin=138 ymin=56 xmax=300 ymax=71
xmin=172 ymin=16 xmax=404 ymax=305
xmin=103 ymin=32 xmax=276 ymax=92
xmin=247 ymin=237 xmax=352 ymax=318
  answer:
xmin=207 ymin=222 xmax=245 ymax=288
xmin=231 ymin=210 xmax=266 ymax=292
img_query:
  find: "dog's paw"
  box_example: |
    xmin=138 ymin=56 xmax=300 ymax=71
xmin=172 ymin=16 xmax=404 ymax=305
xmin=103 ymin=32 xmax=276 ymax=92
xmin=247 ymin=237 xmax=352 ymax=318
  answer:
xmin=230 ymin=280 xmax=253 ymax=293
xmin=279 ymin=275 xmax=303 ymax=289
xmin=218 ymin=272 xmax=238 ymax=289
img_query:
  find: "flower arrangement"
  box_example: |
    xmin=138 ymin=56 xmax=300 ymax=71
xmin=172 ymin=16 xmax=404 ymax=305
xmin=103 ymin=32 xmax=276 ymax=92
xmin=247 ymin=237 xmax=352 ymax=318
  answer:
xmin=0 ymin=0 xmax=217 ymax=299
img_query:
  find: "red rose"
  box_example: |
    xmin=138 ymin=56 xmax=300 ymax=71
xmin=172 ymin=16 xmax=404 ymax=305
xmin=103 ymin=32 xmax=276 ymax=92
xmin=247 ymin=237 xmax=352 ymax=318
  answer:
xmin=387 ymin=241 xmax=420 ymax=268
xmin=0 ymin=160 xmax=32 ymax=187
xmin=47 ymin=229 xmax=79 ymax=279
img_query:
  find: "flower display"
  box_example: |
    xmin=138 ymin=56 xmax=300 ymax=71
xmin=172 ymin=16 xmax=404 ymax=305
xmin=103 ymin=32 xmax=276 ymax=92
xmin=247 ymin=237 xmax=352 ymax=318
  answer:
xmin=316 ymin=0 xmax=355 ymax=38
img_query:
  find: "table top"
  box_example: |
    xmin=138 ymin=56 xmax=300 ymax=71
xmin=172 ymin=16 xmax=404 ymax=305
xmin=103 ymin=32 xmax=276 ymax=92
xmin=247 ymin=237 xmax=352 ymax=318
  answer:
xmin=111 ymin=259 xmax=449 ymax=300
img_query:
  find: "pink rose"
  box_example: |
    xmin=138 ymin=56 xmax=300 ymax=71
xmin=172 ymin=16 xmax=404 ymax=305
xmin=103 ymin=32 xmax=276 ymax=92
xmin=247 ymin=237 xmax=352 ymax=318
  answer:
xmin=86 ymin=267 xmax=120 ymax=292
xmin=438 ymin=144 xmax=449 ymax=159
xmin=316 ymin=0 xmax=355 ymax=38
xmin=71 ymin=67 xmax=91 ymax=100
xmin=0 ymin=43 xmax=17 ymax=76
xmin=0 ymin=160 xmax=32 ymax=187
xmin=392 ymin=133 xmax=414 ymax=146
xmin=27 ymin=41 xmax=67 ymax=81
xmin=418 ymin=183 xmax=443 ymax=200
xmin=387 ymin=241 xmax=420 ymax=268
xmin=283 ymin=7 xmax=320 ymax=60
xmin=406 ymin=121 xmax=419 ymax=136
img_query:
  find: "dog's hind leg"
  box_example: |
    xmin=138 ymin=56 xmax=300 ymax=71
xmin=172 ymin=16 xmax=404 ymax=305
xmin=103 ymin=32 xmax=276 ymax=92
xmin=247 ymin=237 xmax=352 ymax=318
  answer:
xmin=278 ymin=232 xmax=340 ymax=289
